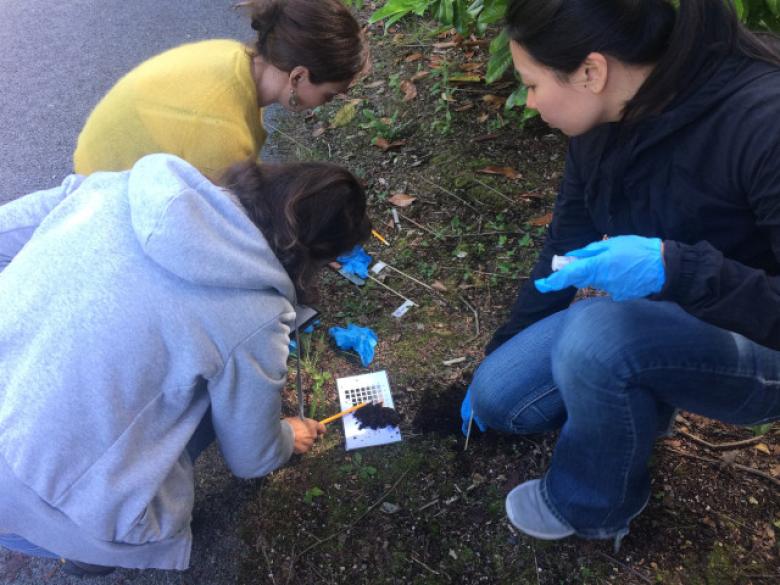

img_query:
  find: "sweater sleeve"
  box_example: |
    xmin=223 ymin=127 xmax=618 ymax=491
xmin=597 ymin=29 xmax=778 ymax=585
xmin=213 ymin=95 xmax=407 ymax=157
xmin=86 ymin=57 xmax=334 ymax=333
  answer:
xmin=207 ymin=315 xmax=295 ymax=479
xmin=485 ymin=141 xmax=601 ymax=354
xmin=658 ymin=112 xmax=780 ymax=350
xmin=0 ymin=175 xmax=85 ymax=271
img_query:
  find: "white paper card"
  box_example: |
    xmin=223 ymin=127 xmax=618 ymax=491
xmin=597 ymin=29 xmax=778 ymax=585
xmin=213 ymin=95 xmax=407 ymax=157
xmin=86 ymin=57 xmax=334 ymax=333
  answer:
xmin=336 ymin=370 xmax=402 ymax=451
xmin=371 ymin=261 xmax=388 ymax=274
xmin=391 ymin=299 xmax=415 ymax=318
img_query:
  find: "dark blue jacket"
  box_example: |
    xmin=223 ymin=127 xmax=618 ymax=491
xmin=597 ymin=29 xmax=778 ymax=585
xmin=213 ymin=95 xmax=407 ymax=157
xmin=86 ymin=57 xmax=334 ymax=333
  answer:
xmin=488 ymin=54 xmax=780 ymax=353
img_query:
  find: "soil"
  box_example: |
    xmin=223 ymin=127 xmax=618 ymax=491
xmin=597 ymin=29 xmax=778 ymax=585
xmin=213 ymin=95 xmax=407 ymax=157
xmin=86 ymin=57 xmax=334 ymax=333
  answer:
xmin=354 ymin=403 xmax=403 ymax=430
xmin=234 ymin=6 xmax=779 ymax=585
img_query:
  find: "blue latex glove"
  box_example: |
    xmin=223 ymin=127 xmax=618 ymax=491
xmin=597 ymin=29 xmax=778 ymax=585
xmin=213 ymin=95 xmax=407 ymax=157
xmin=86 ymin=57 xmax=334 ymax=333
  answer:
xmin=337 ymin=245 xmax=372 ymax=279
xmin=535 ymin=235 xmax=665 ymax=301
xmin=329 ymin=323 xmax=378 ymax=367
xmin=460 ymin=388 xmax=487 ymax=436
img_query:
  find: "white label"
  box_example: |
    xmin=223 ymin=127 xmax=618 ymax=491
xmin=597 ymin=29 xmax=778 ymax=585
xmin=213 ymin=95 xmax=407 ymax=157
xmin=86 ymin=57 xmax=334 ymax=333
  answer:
xmin=391 ymin=299 xmax=415 ymax=318
xmin=371 ymin=261 xmax=388 ymax=274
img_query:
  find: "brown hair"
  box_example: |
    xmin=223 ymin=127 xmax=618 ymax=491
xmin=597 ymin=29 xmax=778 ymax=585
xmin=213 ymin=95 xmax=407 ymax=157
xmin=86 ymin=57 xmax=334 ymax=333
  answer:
xmin=236 ymin=0 xmax=366 ymax=84
xmin=221 ymin=159 xmax=371 ymax=303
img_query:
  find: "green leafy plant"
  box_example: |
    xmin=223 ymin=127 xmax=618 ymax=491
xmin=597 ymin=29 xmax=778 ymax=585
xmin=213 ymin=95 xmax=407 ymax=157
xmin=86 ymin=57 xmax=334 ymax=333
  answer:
xmin=338 ymin=452 xmax=378 ymax=480
xmin=360 ymin=108 xmax=413 ymax=144
xmin=735 ymin=0 xmax=780 ymax=31
xmin=303 ymin=486 xmax=325 ymax=504
xmin=297 ymin=333 xmax=332 ymax=420
xmin=430 ymin=63 xmax=456 ymax=134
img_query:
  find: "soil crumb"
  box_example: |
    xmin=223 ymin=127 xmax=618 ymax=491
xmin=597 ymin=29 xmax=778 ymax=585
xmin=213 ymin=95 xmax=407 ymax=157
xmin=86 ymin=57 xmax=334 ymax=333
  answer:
xmin=353 ymin=403 xmax=401 ymax=429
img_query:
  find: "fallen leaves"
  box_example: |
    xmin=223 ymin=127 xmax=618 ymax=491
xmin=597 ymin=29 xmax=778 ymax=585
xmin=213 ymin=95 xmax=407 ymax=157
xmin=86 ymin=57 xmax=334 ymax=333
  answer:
xmin=387 ymin=193 xmax=416 ymax=207
xmin=529 ymin=212 xmax=554 ymax=226
xmin=431 ymin=280 xmax=448 ymax=292
xmin=410 ymin=70 xmax=430 ymax=82
xmin=330 ymin=100 xmax=361 ymax=128
xmin=755 ymin=442 xmax=772 ymax=455
xmin=482 ymin=94 xmax=506 ymax=110
xmin=373 ymin=137 xmax=407 ymax=152
xmin=400 ymin=79 xmax=417 ymax=102
xmin=404 ymin=52 xmax=423 ymax=63
xmin=477 ymin=166 xmax=522 ymax=180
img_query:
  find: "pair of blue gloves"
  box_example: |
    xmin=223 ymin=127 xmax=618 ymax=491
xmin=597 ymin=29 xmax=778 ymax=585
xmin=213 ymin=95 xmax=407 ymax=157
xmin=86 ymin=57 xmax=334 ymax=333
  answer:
xmin=460 ymin=235 xmax=666 ymax=435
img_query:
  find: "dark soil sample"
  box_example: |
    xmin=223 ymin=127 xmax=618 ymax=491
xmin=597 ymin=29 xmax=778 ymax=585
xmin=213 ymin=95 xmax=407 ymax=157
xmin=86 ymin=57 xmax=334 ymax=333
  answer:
xmin=353 ymin=403 xmax=401 ymax=430
xmin=412 ymin=382 xmax=468 ymax=436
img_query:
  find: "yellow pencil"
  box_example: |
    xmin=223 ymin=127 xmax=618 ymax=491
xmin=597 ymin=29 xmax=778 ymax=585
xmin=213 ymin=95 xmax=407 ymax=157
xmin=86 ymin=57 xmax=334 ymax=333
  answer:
xmin=319 ymin=401 xmax=371 ymax=425
xmin=371 ymin=229 xmax=390 ymax=246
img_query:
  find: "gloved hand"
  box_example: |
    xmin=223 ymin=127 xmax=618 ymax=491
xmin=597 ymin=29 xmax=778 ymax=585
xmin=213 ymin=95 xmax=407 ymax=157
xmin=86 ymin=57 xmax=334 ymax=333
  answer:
xmin=460 ymin=388 xmax=487 ymax=436
xmin=535 ymin=235 xmax=665 ymax=301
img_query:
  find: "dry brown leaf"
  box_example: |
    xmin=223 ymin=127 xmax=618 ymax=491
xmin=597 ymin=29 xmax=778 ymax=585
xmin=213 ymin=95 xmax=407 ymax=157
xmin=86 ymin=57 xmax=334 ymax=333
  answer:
xmin=311 ymin=124 xmax=327 ymax=138
xmin=364 ymin=80 xmax=385 ymax=89
xmin=529 ymin=212 xmax=554 ymax=226
xmin=428 ymin=55 xmax=446 ymax=68
xmin=755 ymin=442 xmax=771 ymax=455
xmin=482 ymin=94 xmax=507 ymax=109
xmin=478 ymin=166 xmax=522 ymax=180
xmin=454 ymin=102 xmax=475 ymax=112
xmin=450 ymin=73 xmax=482 ymax=83
xmin=373 ymin=137 xmax=407 ymax=151
xmin=433 ymin=41 xmax=458 ymax=49
xmin=410 ymin=70 xmax=430 ymax=82
xmin=400 ymin=80 xmax=418 ymax=102
xmin=387 ymin=193 xmax=417 ymax=207
xmin=431 ymin=280 xmax=448 ymax=292
xmin=770 ymin=464 xmax=780 ymax=477
xmin=460 ymin=62 xmax=483 ymax=72
xmin=477 ymin=112 xmax=489 ymax=123
xmin=404 ymin=52 xmax=423 ymax=62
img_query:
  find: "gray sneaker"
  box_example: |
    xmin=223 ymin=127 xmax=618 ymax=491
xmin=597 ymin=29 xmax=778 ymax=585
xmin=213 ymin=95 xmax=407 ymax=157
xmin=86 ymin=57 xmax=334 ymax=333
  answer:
xmin=505 ymin=479 xmax=575 ymax=540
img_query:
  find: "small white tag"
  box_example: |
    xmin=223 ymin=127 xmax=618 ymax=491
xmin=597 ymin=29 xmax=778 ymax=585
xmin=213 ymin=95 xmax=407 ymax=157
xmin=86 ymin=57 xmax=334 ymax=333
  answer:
xmin=391 ymin=208 xmax=400 ymax=227
xmin=391 ymin=299 xmax=415 ymax=318
xmin=551 ymin=255 xmax=577 ymax=271
xmin=371 ymin=261 xmax=388 ymax=274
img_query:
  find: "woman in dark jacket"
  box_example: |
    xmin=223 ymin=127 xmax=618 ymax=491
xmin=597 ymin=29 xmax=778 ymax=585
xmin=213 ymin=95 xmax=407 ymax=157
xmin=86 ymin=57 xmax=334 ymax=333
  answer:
xmin=462 ymin=0 xmax=780 ymax=546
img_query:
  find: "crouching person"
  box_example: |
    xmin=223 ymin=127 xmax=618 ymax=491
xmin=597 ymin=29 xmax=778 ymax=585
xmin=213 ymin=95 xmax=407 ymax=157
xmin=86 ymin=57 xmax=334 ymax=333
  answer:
xmin=0 ymin=153 xmax=371 ymax=574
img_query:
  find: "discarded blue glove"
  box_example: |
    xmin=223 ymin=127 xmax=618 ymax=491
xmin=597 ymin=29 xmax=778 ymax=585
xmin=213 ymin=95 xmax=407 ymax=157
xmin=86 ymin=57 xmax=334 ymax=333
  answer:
xmin=460 ymin=388 xmax=487 ymax=436
xmin=535 ymin=235 xmax=665 ymax=301
xmin=329 ymin=323 xmax=378 ymax=367
xmin=288 ymin=339 xmax=298 ymax=355
xmin=337 ymin=245 xmax=372 ymax=279
xmin=303 ymin=319 xmax=320 ymax=334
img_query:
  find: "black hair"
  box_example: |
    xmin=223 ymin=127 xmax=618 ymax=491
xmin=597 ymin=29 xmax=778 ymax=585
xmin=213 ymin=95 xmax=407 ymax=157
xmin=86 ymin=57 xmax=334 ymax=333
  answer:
xmin=506 ymin=0 xmax=780 ymax=122
xmin=221 ymin=159 xmax=371 ymax=303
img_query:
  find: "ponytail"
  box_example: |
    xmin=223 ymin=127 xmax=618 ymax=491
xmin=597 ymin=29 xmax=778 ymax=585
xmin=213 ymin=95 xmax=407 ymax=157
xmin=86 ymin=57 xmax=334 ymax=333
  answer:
xmin=505 ymin=0 xmax=780 ymax=123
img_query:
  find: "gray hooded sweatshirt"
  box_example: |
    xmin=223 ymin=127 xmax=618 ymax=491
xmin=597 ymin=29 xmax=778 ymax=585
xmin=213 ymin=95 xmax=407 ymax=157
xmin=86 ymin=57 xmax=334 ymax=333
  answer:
xmin=0 ymin=154 xmax=296 ymax=569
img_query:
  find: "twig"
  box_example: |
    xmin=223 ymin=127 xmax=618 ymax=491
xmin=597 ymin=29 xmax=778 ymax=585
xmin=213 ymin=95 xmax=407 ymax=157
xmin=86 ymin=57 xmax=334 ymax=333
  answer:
xmin=410 ymin=553 xmax=441 ymax=576
xmin=418 ymin=498 xmax=440 ymax=512
xmin=397 ymin=211 xmax=445 ymax=239
xmin=419 ymin=176 xmax=482 ymax=214
xmin=531 ymin=542 xmax=542 ymax=585
xmin=593 ymin=550 xmax=653 ymax=584
xmin=292 ymin=468 xmax=411 ymax=560
xmin=257 ymin=535 xmax=277 ymax=585
xmin=264 ymin=122 xmax=315 ymax=155
xmin=676 ymin=428 xmax=772 ymax=451
xmin=665 ymin=446 xmax=780 ymax=488
xmin=471 ymin=176 xmax=515 ymax=205
xmin=367 ymin=274 xmax=413 ymax=302
xmin=457 ymin=293 xmax=480 ymax=340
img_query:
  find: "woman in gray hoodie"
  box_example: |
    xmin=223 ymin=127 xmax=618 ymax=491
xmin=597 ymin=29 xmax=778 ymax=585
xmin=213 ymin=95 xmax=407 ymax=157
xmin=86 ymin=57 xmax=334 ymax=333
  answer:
xmin=0 ymin=153 xmax=371 ymax=573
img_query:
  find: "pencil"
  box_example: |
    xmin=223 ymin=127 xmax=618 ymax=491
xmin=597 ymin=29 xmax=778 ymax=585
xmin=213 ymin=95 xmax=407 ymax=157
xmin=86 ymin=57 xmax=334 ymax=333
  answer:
xmin=371 ymin=229 xmax=390 ymax=246
xmin=319 ymin=401 xmax=371 ymax=425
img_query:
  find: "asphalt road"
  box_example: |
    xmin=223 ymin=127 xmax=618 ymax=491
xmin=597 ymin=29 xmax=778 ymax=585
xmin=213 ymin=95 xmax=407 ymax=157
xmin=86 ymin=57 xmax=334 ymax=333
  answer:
xmin=0 ymin=0 xmax=251 ymax=202
xmin=1 ymin=1 xmax=288 ymax=583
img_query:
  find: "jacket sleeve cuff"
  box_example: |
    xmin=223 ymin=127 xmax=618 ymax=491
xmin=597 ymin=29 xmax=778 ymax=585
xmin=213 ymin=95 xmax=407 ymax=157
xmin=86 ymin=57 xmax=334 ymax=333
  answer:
xmin=279 ymin=418 xmax=296 ymax=463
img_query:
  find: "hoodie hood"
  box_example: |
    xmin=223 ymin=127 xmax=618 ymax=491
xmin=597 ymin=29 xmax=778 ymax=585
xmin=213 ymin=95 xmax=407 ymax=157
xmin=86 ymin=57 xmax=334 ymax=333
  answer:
xmin=128 ymin=154 xmax=295 ymax=299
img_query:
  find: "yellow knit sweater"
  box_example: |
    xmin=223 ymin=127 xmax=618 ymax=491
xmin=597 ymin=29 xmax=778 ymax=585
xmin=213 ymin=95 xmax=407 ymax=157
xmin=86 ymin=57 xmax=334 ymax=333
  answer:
xmin=74 ymin=40 xmax=266 ymax=178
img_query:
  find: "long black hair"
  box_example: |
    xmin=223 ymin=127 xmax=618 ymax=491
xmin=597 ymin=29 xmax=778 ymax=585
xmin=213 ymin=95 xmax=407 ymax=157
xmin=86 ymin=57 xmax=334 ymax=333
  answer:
xmin=505 ymin=0 xmax=780 ymax=122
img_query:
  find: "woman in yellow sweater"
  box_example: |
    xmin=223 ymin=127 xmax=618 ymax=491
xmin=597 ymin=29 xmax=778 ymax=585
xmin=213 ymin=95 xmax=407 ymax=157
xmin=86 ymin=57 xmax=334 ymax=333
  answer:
xmin=74 ymin=0 xmax=366 ymax=179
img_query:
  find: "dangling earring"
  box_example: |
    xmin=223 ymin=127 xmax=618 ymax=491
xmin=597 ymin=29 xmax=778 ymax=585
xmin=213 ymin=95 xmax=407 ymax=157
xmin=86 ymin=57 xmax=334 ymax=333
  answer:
xmin=288 ymin=87 xmax=299 ymax=108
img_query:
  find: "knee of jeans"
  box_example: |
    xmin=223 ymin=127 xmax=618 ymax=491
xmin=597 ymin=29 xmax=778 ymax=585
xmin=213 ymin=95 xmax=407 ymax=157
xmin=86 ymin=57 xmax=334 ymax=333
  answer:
xmin=472 ymin=383 xmax=564 ymax=433
xmin=552 ymin=300 xmax=637 ymax=393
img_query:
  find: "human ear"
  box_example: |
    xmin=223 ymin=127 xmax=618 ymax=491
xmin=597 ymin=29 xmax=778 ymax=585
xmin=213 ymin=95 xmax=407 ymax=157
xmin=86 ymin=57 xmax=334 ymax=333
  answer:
xmin=579 ymin=52 xmax=609 ymax=94
xmin=289 ymin=66 xmax=310 ymax=87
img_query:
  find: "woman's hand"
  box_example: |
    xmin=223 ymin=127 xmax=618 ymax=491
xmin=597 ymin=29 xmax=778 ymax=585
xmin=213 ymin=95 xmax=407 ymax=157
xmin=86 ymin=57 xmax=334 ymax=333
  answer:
xmin=535 ymin=235 xmax=666 ymax=301
xmin=285 ymin=417 xmax=326 ymax=454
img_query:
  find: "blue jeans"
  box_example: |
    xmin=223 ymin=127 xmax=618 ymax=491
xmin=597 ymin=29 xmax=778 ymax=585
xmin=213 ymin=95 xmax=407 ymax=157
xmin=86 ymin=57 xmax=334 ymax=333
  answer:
xmin=471 ymin=297 xmax=780 ymax=538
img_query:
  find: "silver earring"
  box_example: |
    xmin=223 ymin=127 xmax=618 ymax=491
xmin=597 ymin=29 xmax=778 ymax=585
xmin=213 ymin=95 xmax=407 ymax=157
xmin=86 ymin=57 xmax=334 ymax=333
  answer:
xmin=289 ymin=88 xmax=299 ymax=108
